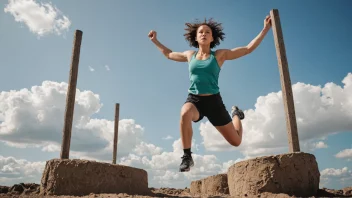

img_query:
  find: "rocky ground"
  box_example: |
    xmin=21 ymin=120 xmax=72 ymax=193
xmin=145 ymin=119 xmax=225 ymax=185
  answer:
xmin=0 ymin=183 xmax=351 ymax=197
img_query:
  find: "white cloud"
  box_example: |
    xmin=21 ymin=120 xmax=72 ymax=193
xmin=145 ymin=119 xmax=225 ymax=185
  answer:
xmin=335 ymin=148 xmax=352 ymax=160
xmin=321 ymin=167 xmax=350 ymax=177
xmin=41 ymin=143 xmax=60 ymax=152
xmin=105 ymin=65 xmax=110 ymax=71
xmin=0 ymin=80 xmax=239 ymax=188
xmin=1 ymin=73 xmax=352 ymax=188
xmin=162 ymin=135 xmax=173 ymax=140
xmin=200 ymin=73 xmax=352 ymax=159
xmin=133 ymin=142 xmax=163 ymax=156
xmin=89 ymin=66 xmax=95 ymax=72
xmin=220 ymin=158 xmax=245 ymax=173
xmin=299 ymin=140 xmax=329 ymax=152
xmin=315 ymin=141 xmax=328 ymax=149
xmin=119 ymin=138 xmax=242 ymax=188
xmin=0 ymin=155 xmax=45 ymax=186
xmin=320 ymin=167 xmax=352 ymax=188
xmin=4 ymin=0 xmax=71 ymax=37
xmin=0 ymin=81 xmax=148 ymax=161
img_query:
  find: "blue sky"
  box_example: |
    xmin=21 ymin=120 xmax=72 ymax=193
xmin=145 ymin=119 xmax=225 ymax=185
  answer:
xmin=1 ymin=0 xmax=351 ymax=191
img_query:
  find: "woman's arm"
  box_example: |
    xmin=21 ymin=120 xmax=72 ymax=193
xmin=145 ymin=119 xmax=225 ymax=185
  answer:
xmin=220 ymin=15 xmax=272 ymax=61
xmin=149 ymin=30 xmax=192 ymax=62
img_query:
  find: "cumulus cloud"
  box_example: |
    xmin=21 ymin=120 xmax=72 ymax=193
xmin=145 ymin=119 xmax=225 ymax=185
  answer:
xmin=320 ymin=167 xmax=352 ymax=188
xmin=1 ymin=73 xmax=352 ymax=188
xmin=335 ymin=149 xmax=352 ymax=160
xmin=298 ymin=140 xmax=329 ymax=153
xmin=315 ymin=141 xmax=328 ymax=149
xmin=4 ymin=0 xmax=71 ymax=37
xmin=0 ymin=81 xmax=148 ymax=161
xmin=200 ymin=73 xmax=352 ymax=158
xmin=0 ymin=80 xmax=239 ymax=188
xmin=0 ymin=155 xmax=45 ymax=186
xmin=119 ymin=138 xmax=242 ymax=188
xmin=133 ymin=142 xmax=163 ymax=156
xmin=321 ymin=167 xmax=350 ymax=177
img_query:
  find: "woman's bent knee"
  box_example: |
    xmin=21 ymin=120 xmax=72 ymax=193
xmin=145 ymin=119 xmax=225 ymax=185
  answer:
xmin=215 ymin=124 xmax=242 ymax=147
xmin=180 ymin=111 xmax=193 ymax=122
xmin=229 ymin=139 xmax=241 ymax=147
xmin=181 ymin=103 xmax=199 ymax=122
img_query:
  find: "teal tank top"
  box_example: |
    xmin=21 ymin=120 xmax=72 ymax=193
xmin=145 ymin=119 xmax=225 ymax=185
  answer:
xmin=188 ymin=51 xmax=221 ymax=95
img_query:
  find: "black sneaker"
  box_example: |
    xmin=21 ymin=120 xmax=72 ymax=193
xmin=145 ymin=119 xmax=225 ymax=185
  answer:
xmin=179 ymin=154 xmax=194 ymax=172
xmin=231 ymin=106 xmax=245 ymax=120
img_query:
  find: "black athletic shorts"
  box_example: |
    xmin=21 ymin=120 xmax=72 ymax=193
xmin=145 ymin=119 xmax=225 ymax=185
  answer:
xmin=184 ymin=92 xmax=232 ymax=126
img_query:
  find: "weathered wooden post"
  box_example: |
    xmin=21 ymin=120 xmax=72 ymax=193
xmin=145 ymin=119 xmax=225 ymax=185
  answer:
xmin=112 ymin=103 xmax=120 ymax=164
xmin=270 ymin=9 xmax=300 ymax=152
xmin=227 ymin=11 xmax=319 ymax=197
xmin=60 ymin=30 xmax=83 ymax=159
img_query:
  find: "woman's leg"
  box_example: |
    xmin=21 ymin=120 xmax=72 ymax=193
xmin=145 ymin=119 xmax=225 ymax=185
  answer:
xmin=232 ymin=110 xmax=243 ymax=139
xmin=179 ymin=102 xmax=200 ymax=172
xmin=180 ymin=102 xmax=200 ymax=149
xmin=215 ymin=106 xmax=245 ymax=147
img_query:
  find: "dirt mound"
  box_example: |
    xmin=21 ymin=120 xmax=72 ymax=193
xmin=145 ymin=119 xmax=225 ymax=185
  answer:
xmin=151 ymin=187 xmax=191 ymax=197
xmin=0 ymin=185 xmax=191 ymax=197
xmin=190 ymin=173 xmax=229 ymax=197
xmin=0 ymin=183 xmax=39 ymax=196
xmin=1 ymin=183 xmax=352 ymax=197
xmin=315 ymin=187 xmax=352 ymax=197
xmin=40 ymin=159 xmax=149 ymax=196
xmin=228 ymin=152 xmax=320 ymax=197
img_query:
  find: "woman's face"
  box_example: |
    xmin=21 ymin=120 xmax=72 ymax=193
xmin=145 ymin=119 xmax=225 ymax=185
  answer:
xmin=196 ymin=25 xmax=213 ymax=46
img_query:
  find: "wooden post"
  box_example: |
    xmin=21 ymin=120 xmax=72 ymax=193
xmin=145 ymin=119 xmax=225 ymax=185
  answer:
xmin=60 ymin=30 xmax=83 ymax=159
xmin=112 ymin=103 xmax=120 ymax=164
xmin=270 ymin=9 xmax=300 ymax=152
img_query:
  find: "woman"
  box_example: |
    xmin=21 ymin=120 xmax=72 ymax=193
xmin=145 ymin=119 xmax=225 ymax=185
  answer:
xmin=148 ymin=15 xmax=272 ymax=172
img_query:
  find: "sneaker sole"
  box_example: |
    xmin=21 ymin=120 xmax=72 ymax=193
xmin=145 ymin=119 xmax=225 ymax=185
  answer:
xmin=179 ymin=164 xmax=194 ymax=172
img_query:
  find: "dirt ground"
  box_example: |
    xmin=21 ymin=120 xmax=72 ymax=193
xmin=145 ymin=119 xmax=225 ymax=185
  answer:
xmin=1 ymin=187 xmax=194 ymax=198
xmin=1 ymin=183 xmax=351 ymax=197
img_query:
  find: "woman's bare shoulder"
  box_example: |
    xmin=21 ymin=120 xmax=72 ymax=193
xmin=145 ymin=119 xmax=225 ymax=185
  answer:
xmin=184 ymin=50 xmax=196 ymax=61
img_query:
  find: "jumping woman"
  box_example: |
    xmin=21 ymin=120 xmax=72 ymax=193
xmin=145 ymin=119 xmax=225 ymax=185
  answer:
xmin=149 ymin=15 xmax=272 ymax=172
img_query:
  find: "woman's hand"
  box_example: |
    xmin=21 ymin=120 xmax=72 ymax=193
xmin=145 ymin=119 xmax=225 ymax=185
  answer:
xmin=148 ymin=30 xmax=157 ymax=42
xmin=264 ymin=15 xmax=272 ymax=30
